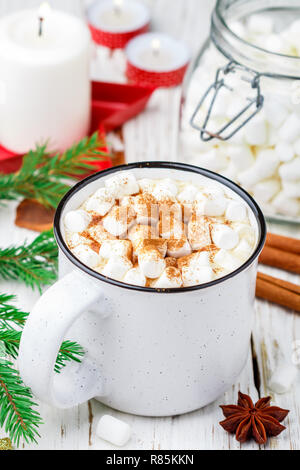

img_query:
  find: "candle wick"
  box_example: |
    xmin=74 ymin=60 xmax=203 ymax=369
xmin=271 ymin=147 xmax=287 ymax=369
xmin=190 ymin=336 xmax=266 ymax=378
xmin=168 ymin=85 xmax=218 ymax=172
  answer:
xmin=38 ymin=17 xmax=44 ymax=37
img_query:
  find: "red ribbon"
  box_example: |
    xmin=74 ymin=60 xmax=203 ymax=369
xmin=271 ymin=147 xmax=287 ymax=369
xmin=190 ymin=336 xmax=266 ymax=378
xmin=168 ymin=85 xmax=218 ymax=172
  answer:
xmin=89 ymin=22 xmax=150 ymax=50
xmin=126 ymin=61 xmax=189 ymax=89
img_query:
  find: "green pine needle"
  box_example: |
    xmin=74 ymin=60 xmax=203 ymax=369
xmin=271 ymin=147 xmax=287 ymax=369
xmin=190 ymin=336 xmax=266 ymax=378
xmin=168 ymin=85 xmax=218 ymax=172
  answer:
xmin=0 ymin=132 xmax=108 ymax=209
xmin=0 ymin=359 xmax=42 ymax=446
xmin=0 ymin=230 xmax=58 ymax=292
xmin=0 ymin=294 xmax=85 ymax=446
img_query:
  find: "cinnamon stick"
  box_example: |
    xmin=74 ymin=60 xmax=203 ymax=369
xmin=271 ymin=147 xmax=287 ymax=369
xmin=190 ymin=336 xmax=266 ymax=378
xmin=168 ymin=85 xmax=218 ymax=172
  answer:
xmin=256 ymin=272 xmax=300 ymax=312
xmin=266 ymin=233 xmax=300 ymax=255
xmin=259 ymin=245 xmax=300 ymax=274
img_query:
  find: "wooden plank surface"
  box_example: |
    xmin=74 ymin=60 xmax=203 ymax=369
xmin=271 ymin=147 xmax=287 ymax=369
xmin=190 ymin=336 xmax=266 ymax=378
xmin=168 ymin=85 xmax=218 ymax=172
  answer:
xmin=0 ymin=0 xmax=299 ymax=450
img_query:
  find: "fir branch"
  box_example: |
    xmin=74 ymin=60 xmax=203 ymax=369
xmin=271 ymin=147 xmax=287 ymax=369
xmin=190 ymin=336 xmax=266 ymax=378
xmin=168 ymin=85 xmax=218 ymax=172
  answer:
xmin=0 ymin=295 xmax=84 ymax=446
xmin=0 ymin=132 xmax=107 ymax=209
xmin=0 ymin=230 xmax=58 ymax=292
xmin=0 ymin=359 xmax=42 ymax=446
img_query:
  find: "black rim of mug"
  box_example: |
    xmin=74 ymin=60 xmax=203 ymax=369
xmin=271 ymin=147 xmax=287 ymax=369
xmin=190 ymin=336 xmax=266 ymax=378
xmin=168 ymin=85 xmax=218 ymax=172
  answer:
xmin=54 ymin=161 xmax=266 ymax=294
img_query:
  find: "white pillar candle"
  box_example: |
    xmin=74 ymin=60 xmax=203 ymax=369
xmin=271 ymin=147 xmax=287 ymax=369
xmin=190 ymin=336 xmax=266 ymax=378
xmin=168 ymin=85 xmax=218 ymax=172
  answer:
xmin=0 ymin=5 xmax=91 ymax=154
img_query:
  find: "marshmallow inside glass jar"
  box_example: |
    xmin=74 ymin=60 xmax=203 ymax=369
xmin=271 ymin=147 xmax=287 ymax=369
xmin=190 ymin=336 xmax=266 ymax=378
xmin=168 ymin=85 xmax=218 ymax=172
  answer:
xmin=63 ymin=165 xmax=259 ymax=289
xmin=179 ymin=0 xmax=300 ymax=222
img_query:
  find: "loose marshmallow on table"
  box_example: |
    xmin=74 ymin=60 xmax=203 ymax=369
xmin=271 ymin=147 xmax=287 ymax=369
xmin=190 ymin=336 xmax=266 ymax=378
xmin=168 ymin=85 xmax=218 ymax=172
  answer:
xmin=86 ymin=188 xmax=115 ymax=216
xmin=96 ymin=415 xmax=131 ymax=447
xmin=99 ymin=240 xmax=132 ymax=259
xmin=64 ymin=210 xmax=91 ymax=233
xmin=103 ymin=206 xmax=135 ymax=237
xmin=138 ymin=248 xmax=166 ymax=279
xmin=167 ymin=238 xmax=192 ymax=258
xmin=101 ymin=255 xmax=133 ymax=281
xmin=269 ymin=363 xmax=298 ymax=394
xmin=225 ymin=201 xmax=247 ymax=222
xmin=105 ymin=172 xmax=139 ymax=198
xmin=212 ymin=224 xmax=239 ymax=250
xmin=153 ymin=267 xmax=183 ymax=289
xmin=73 ymin=245 xmax=99 ymax=268
xmin=188 ymin=214 xmax=211 ymax=251
xmin=123 ymin=267 xmax=146 ymax=287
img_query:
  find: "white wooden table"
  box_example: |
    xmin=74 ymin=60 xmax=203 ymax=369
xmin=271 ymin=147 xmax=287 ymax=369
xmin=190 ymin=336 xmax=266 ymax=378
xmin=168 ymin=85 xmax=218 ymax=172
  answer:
xmin=0 ymin=0 xmax=299 ymax=451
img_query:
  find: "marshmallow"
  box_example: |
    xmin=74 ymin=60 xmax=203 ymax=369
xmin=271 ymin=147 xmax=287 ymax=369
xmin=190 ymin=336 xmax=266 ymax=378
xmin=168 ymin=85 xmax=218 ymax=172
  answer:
xmin=233 ymin=239 xmax=253 ymax=261
xmin=194 ymin=193 xmax=228 ymax=217
xmin=182 ymin=265 xmax=214 ymax=287
xmin=138 ymin=178 xmax=155 ymax=193
xmin=156 ymin=179 xmax=178 ymax=197
xmin=153 ymin=267 xmax=183 ymax=289
xmin=177 ymin=185 xmax=198 ymax=204
xmin=134 ymin=239 xmax=167 ymax=258
xmin=101 ymin=256 xmax=133 ymax=281
xmin=159 ymin=216 xmax=185 ymax=239
xmin=105 ymin=172 xmax=139 ymax=198
xmin=133 ymin=194 xmax=159 ymax=225
xmin=165 ymin=257 xmax=178 ymax=268
xmin=269 ymin=363 xmax=298 ymax=394
xmin=188 ymin=214 xmax=211 ymax=250
xmin=138 ymin=248 xmax=166 ymax=279
xmin=96 ymin=415 xmax=131 ymax=447
xmin=73 ymin=245 xmax=99 ymax=268
xmin=212 ymin=224 xmax=239 ymax=250
xmin=99 ymin=240 xmax=132 ymax=259
xmin=227 ymin=146 xmax=254 ymax=171
xmin=229 ymin=21 xmax=247 ymax=38
xmin=279 ymin=157 xmax=300 ymax=181
xmin=196 ymin=148 xmax=228 ymax=172
xmin=247 ymin=14 xmax=274 ymax=34
xmin=167 ymin=238 xmax=192 ymax=259
xmin=282 ymin=180 xmax=300 ymax=198
xmin=225 ymin=201 xmax=247 ymax=222
xmin=238 ymin=149 xmax=279 ymax=188
xmin=103 ymin=206 xmax=135 ymax=237
xmin=279 ymin=113 xmax=300 ymax=143
xmin=234 ymin=223 xmax=256 ymax=245
xmin=244 ymin=116 xmax=267 ymax=146
xmin=293 ymin=138 xmax=300 ymax=156
xmin=64 ymin=210 xmax=91 ymax=233
xmin=123 ymin=267 xmax=146 ymax=287
xmin=153 ymin=186 xmax=176 ymax=202
xmin=128 ymin=224 xmax=158 ymax=243
xmin=214 ymin=249 xmax=241 ymax=272
xmin=221 ymin=162 xmax=239 ymax=182
xmin=272 ymin=192 xmax=300 ymax=216
xmin=275 ymin=142 xmax=295 ymax=163
xmin=65 ymin=233 xmax=88 ymax=250
xmin=86 ymin=188 xmax=115 ymax=216
xmin=252 ymin=179 xmax=281 ymax=203
xmin=264 ymin=34 xmax=285 ymax=54
xmin=264 ymin=98 xmax=289 ymax=129
xmin=87 ymin=224 xmax=116 ymax=244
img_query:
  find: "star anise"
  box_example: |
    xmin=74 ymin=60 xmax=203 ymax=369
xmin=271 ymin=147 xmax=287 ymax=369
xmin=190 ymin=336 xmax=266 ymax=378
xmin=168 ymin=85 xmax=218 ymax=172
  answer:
xmin=219 ymin=392 xmax=290 ymax=445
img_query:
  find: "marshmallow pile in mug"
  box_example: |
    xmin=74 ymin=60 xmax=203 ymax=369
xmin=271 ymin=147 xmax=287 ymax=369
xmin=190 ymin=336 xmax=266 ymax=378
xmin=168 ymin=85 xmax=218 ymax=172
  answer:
xmin=181 ymin=15 xmax=300 ymax=218
xmin=64 ymin=171 xmax=256 ymax=289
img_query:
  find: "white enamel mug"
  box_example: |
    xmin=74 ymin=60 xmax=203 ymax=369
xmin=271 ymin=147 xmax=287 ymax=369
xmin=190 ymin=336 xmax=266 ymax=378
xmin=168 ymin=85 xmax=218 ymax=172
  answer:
xmin=19 ymin=162 xmax=266 ymax=416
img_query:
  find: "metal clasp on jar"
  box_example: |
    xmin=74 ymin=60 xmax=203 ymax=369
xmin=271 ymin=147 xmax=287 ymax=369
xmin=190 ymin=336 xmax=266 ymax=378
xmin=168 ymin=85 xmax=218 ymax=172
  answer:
xmin=190 ymin=61 xmax=264 ymax=141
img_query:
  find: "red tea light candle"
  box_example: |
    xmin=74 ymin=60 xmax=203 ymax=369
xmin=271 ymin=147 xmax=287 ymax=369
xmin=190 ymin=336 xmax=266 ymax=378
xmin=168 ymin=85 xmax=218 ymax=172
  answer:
xmin=87 ymin=0 xmax=150 ymax=50
xmin=126 ymin=33 xmax=190 ymax=88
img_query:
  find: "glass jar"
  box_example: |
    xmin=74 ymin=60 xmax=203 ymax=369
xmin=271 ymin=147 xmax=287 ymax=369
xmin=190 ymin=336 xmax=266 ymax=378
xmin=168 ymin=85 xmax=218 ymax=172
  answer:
xmin=179 ymin=0 xmax=300 ymax=223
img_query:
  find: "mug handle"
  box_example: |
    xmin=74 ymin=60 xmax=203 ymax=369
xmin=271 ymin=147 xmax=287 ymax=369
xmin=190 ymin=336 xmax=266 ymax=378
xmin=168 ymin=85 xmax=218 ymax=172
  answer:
xmin=19 ymin=270 xmax=105 ymax=409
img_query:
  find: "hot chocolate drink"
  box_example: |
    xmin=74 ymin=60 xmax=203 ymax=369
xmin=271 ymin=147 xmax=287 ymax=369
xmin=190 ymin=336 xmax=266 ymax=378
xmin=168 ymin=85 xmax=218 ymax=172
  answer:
xmin=64 ymin=171 xmax=257 ymax=288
